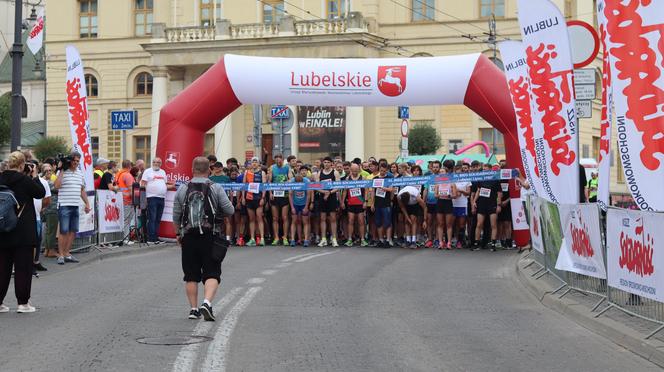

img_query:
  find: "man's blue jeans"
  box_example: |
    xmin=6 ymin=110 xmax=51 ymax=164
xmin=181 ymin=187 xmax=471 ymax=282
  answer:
xmin=147 ymin=197 xmax=165 ymax=242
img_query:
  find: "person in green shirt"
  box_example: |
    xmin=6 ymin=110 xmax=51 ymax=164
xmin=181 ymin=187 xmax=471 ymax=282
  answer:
xmin=209 ymin=162 xmax=230 ymax=184
xmin=587 ymin=171 xmax=599 ymax=203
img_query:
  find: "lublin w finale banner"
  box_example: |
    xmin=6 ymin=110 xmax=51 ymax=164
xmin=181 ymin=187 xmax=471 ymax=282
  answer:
xmin=517 ymin=0 xmax=578 ymax=204
xmin=602 ymin=1 xmax=664 ymax=211
xmin=555 ymin=204 xmax=606 ymax=279
xmin=607 ymin=208 xmax=664 ymax=302
xmin=298 ymin=106 xmax=345 ymax=153
xmin=97 ymin=190 xmax=124 ymax=234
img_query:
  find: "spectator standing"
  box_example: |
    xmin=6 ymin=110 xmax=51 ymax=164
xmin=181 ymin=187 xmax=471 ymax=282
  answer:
xmin=0 ymin=152 xmax=46 ymax=313
xmin=115 ymin=160 xmax=136 ymax=244
xmin=135 ymin=159 xmax=146 ymax=182
xmin=98 ymin=161 xmax=119 ymax=191
xmin=173 ymin=156 xmax=234 ymax=321
xmin=41 ymin=163 xmax=59 ymax=258
xmin=140 ymin=158 xmax=174 ymax=244
xmin=54 ymin=152 xmax=91 ymax=264
xmin=32 ymin=160 xmax=51 ymax=274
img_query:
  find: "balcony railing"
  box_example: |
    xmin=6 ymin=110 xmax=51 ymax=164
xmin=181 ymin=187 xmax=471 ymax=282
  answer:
xmin=158 ymin=13 xmax=368 ymax=43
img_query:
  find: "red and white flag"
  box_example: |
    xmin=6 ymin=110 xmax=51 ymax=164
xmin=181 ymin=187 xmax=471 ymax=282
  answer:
xmin=26 ymin=8 xmax=44 ymax=55
xmin=603 ymin=1 xmax=664 ymax=211
xmin=498 ymin=40 xmax=543 ymax=197
xmin=517 ymin=0 xmax=579 ymax=204
xmin=65 ymin=45 xmax=95 ymax=192
xmin=596 ymin=0 xmax=613 ymax=211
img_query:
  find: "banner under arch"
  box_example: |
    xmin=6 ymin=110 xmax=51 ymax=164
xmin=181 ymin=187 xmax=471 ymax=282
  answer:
xmin=156 ymin=53 xmax=528 ymax=246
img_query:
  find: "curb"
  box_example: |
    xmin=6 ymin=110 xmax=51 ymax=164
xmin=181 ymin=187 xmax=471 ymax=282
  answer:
xmin=515 ymin=256 xmax=664 ymax=368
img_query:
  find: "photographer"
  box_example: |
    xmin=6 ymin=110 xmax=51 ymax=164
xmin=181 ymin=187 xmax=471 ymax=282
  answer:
xmin=54 ymin=151 xmax=91 ymax=265
xmin=0 ymin=151 xmax=46 ymax=313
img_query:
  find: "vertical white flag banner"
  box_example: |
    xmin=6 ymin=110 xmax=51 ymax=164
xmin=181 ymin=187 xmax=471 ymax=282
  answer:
xmin=498 ymin=40 xmax=543 ymax=197
xmin=26 ymin=8 xmax=44 ymax=55
xmin=555 ymin=204 xmax=606 ymax=279
xmin=528 ymin=196 xmax=544 ymax=253
xmin=596 ymin=0 xmax=612 ymax=211
xmin=517 ymin=0 xmax=579 ymax=204
xmin=607 ymin=208 xmax=663 ymax=302
xmin=65 ymin=45 xmax=95 ymax=192
xmin=603 ymin=1 xmax=664 ymax=211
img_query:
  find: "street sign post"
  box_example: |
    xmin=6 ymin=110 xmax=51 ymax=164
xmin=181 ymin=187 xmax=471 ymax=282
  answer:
xmin=574 ymin=84 xmax=596 ymax=100
xmin=573 ymin=68 xmax=596 ymax=85
xmin=271 ymin=106 xmax=293 ymax=157
xmin=110 ymin=110 xmax=137 ymax=130
xmin=398 ymin=106 xmax=409 ymax=119
xmin=575 ymin=100 xmax=592 ymax=119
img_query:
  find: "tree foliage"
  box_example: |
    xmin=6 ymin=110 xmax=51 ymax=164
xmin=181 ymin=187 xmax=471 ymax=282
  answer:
xmin=0 ymin=94 xmax=10 ymax=148
xmin=408 ymin=122 xmax=442 ymax=155
xmin=33 ymin=136 xmax=70 ymax=161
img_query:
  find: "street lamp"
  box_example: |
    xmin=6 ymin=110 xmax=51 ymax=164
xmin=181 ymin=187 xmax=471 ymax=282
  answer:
xmin=9 ymin=0 xmax=25 ymax=151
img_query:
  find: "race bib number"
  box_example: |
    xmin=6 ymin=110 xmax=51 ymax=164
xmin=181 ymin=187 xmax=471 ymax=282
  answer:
xmin=439 ymin=185 xmax=450 ymax=197
xmin=500 ymin=169 xmax=512 ymax=179
xmin=248 ymin=182 xmax=260 ymax=194
xmin=479 ymin=187 xmax=491 ymax=198
xmin=501 ymin=183 xmax=509 ymax=192
xmin=372 ymin=179 xmax=385 ymax=188
xmin=428 ymin=185 xmax=436 ymax=194
xmin=273 ymin=190 xmax=285 ymax=197
xmin=350 ymin=188 xmax=361 ymax=197
xmin=376 ymin=188 xmax=386 ymax=198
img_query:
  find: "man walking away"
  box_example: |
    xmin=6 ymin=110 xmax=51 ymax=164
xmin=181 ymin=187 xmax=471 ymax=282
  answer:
xmin=173 ymin=157 xmax=234 ymax=321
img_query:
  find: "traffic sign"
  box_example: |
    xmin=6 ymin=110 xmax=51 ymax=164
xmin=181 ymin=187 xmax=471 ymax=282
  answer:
xmin=398 ymin=106 xmax=409 ymax=119
xmin=111 ymin=110 xmax=137 ymax=130
xmin=271 ymin=105 xmax=290 ymax=119
xmin=574 ymin=69 xmax=596 ymax=85
xmin=400 ymin=119 xmax=409 ymax=137
xmin=567 ymin=20 xmax=599 ymax=69
xmin=575 ymin=100 xmax=592 ymax=119
xmin=574 ymin=84 xmax=596 ymax=100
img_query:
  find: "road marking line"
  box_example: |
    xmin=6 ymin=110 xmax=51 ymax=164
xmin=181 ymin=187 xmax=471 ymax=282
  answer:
xmin=172 ymin=287 xmax=243 ymax=372
xmin=246 ymin=277 xmax=265 ymax=284
xmin=273 ymin=262 xmax=292 ymax=268
xmin=294 ymin=251 xmax=338 ymax=262
xmin=202 ymin=286 xmax=262 ymax=372
xmin=282 ymin=252 xmax=319 ymax=262
xmin=261 ymin=269 xmax=278 ymax=275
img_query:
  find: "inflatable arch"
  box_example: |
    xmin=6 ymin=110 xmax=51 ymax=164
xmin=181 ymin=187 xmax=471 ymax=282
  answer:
xmin=156 ymin=53 xmax=529 ymax=246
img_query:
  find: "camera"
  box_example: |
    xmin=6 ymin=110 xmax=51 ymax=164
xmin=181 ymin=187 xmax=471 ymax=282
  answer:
xmin=57 ymin=154 xmax=73 ymax=171
xmin=23 ymin=162 xmax=35 ymax=175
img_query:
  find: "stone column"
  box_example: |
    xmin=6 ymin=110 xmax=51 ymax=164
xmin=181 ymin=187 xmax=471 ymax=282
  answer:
xmin=214 ymin=115 xmax=233 ymax=163
xmin=345 ymin=106 xmax=364 ymax=160
xmin=150 ymin=66 xmax=169 ymax=160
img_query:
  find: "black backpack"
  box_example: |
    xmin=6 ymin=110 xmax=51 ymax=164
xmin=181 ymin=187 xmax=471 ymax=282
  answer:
xmin=0 ymin=184 xmax=24 ymax=233
xmin=180 ymin=181 xmax=216 ymax=235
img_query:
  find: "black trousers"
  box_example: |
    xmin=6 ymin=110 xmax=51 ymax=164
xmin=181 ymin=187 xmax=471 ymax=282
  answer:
xmin=0 ymin=246 xmax=33 ymax=305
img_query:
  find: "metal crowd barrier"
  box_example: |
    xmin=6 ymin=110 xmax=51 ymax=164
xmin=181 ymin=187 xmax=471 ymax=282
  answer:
xmin=525 ymin=195 xmax=664 ymax=339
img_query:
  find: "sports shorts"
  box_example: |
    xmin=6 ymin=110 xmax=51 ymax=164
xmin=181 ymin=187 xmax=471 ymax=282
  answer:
xmin=246 ymin=198 xmax=261 ymax=210
xmin=272 ymin=196 xmax=289 ymax=208
xmin=347 ymin=204 xmax=365 ymax=214
xmin=374 ymin=207 xmax=392 ymax=229
xmin=406 ymin=203 xmax=423 ymax=217
xmin=181 ymin=232 xmax=222 ymax=283
xmin=453 ymin=206 xmax=467 ymax=217
xmin=436 ymin=199 xmax=454 ymax=215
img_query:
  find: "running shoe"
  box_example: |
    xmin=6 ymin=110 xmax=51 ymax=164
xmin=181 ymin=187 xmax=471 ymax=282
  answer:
xmin=290 ymin=240 xmax=296 ymax=247
xmin=64 ymin=255 xmax=79 ymax=263
xmin=17 ymin=304 xmax=36 ymax=313
xmin=258 ymin=238 xmax=266 ymax=246
xmin=246 ymin=238 xmax=256 ymax=246
xmin=57 ymin=256 xmax=65 ymax=265
xmin=424 ymin=240 xmax=433 ymax=248
xmin=490 ymin=242 xmax=497 ymax=252
xmin=0 ymin=304 xmax=9 ymax=313
xmin=34 ymin=262 xmax=48 ymax=271
xmin=271 ymin=238 xmax=280 ymax=246
xmin=446 ymin=242 xmax=452 ymax=250
xmin=283 ymin=237 xmax=289 ymax=246
xmin=331 ymin=238 xmax=339 ymax=247
xmin=318 ymin=238 xmax=328 ymax=247
xmin=360 ymin=239 xmax=369 ymax=247
xmin=188 ymin=309 xmax=201 ymax=320
xmin=303 ymin=240 xmax=310 ymax=247
xmin=237 ymin=236 xmax=245 ymax=246
xmin=455 ymin=241 xmax=463 ymax=249
xmin=344 ymin=239 xmax=354 ymax=247
xmin=199 ymin=302 xmax=215 ymax=321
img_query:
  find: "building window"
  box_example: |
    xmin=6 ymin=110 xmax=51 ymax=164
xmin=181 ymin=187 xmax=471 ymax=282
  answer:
xmin=412 ymin=0 xmax=434 ymax=22
xmin=480 ymin=128 xmax=504 ymax=155
xmin=480 ymin=0 xmax=505 ymax=18
xmin=263 ymin=0 xmax=284 ymax=24
xmin=20 ymin=96 xmax=27 ymax=118
xmin=205 ymin=133 xmax=215 ymax=158
xmin=200 ymin=0 xmax=222 ymax=27
xmin=135 ymin=0 xmax=153 ymax=36
xmin=582 ymin=144 xmax=590 ymax=158
xmin=107 ymin=112 xmax=121 ymax=161
xmin=135 ymin=72 xmax=153 ymax=96
xmin=91 ymin=136 xmax=99 ymax=161
xmin=134 ymin=136 xmax=151 ymax=164
xmin=327 ymin=0 xmax=347 ymax=19
xmin=79 ymin=0 xmax=98 ymax=38
xmin=592 ymin=136 xmax=600 ymax=162
xmin=85 ymin=74 xmax=98 ymax=97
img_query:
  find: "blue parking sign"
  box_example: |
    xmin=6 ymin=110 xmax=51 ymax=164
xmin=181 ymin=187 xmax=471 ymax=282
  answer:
xmin=398 ymin=106 xmax=409 ymax=119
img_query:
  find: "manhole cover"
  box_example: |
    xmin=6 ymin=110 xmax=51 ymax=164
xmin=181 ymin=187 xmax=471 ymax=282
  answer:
xmin=136 ymin=335 xmax=213 ymax=346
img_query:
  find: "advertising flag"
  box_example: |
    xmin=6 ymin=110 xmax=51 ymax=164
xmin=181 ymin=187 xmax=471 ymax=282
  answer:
xmin=596 ymin=0 xmax=613 ymax=211
xmin=26 ymin=8 xmax=44 ymax=55
xmin=555 ymin=203 xmax=606 ymax=279
xmin=517 ymin=0 xmax=579 ymax=204
xmin=607 ymin=208 xmax=664 ymax=302
xmin=603 ymin=1 xmax=664 ymax=211
xmin=65 ymin=45 xmax=95 ymax=192
xmin=498 ymin=40 xmax=543 ymax=197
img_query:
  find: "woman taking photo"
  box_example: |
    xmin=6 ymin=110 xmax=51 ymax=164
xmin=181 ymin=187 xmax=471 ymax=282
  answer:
xmin=0 ymin=151 xmax=46 ymax=313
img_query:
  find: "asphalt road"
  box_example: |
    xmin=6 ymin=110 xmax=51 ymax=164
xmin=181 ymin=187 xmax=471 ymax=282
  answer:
xmin=0 ymin=245 xmax=659 ymax=372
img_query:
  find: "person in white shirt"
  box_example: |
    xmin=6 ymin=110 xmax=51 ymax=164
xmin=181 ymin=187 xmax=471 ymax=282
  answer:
xmin=140 ymin=158 xmax=174 ymax=244
xmin=32 ymin=161 xmax=51 ymax=274
xmin=397 ymin=185 xmax=427 ymax=249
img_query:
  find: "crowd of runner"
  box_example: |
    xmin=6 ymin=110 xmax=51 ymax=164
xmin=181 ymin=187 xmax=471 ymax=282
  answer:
xmin=207 ymin=154 xmax=529 ymax=252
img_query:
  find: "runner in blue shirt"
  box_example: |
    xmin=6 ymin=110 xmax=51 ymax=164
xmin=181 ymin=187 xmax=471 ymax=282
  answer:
xmin=289 ymin=166 xmax=311 ymax=247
